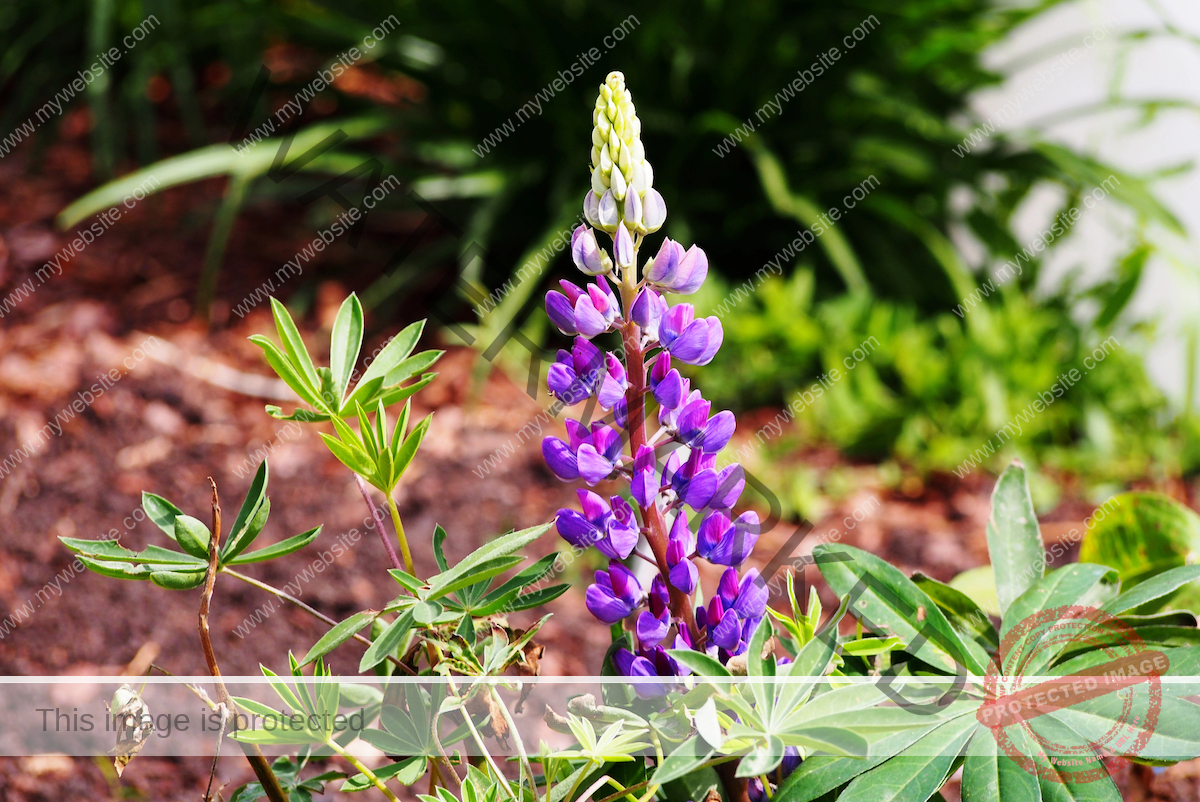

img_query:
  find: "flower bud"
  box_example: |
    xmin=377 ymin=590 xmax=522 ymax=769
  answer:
xmin=571 ymin=225 xmax=608 ymax=276
xmin=641 ymin=189 xmax=666 ymax=232
xmin=597 ymin=190 xmax=619 ymax=231
xmin=587 ymin=71 xmax=654 ymax=213
xmin=614 ymin=223 xmax=634 ymax=270
xmin=623 ymin=190 xmax=642 ymax=231
xmin=583 ymin=190 xmax=601 ymax=227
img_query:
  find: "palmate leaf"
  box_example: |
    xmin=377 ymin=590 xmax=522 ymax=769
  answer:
xmin=961 ymin=728 xmax=1041 ymax=802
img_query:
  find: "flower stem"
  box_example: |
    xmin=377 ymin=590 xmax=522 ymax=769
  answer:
xmin=328 ymin=739 xmax=401 ymax=802
xmin=356 ymin=475 xmax=403 ymax=572
xmin=618 ymin=282 xmax=701 ymax=645
xmin=386 ymin=492 xmax=416 ymax=576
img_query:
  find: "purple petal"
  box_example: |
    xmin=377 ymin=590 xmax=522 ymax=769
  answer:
xmin=734 ymin=568 xmax=769 ymax=619
xmin=545 ymin=291 xmax=577 ymax=335
xmin=577 ymin=488 xmax=610 ymax=523
xmin=542 ymin=438 xmax=579 ymax=481
xmin=577 ymin=444 xmax=615 ymax=485
xmin=602 ymin=519 xmax=639 ymax=561
xmin=623 ymin=191 xmax=642 ymax=229
xmin=694 ymin=318 xmax=724 ymax=365
xmin=696 ymin=512 xmax=731 ymax=563
xmin=667 ymin=321 xmax=711 ymax=364
xmin=587 ymin=282 xmax=612 ymax=317
xmin=699 ymin=410 xmax=736 ymax=454
xmin=652 ymin=369 xmax=684 ymax=410
xmin=672 ymin=245 xmax=709 ymax=295
xmin=612 ymin=647 xmax=637 ymax=676
xmin=558 ymin=279 xmax=584 ymax=304
xmin=676 ymin=398 xmax=712 ymax=440
xmin=660 ymin=304 xmax=695 ymax=345
xmin=637 ymin=610 xmax=670 ymax=645
xmin=646 ymin=238 xmax=682 ymax=284
xmin=591 ymin=425 xmax=624 ymax=462
xmin=717 ymin=567 xmax=741 ymax=607
xmin=711 ymin=610 xmax=743 ymax=650
xmin=681 ymin=468 xmax=718 ymax=510
xmin=631 ymin=468 xmax=657 ymax=509
xmin=630 ymin=288 xmax=665 ymax=339
xmin=711 ymin=465 xmax=745 ymax=510
xmin=573 ymin=297 xmax=608 ymax=338
xmin=642 ymin=189 xmax=666 ymax=232
xmin=598 ymin=374 xmax=627 ymax=409
xmin=669 ymin=511 xmax=696 ymax=553
xmin=669 ymin=558 xmax=698 ymax=595
xmin=608 ymin=563 xmax=642 ymax=606
xmin=587 ymin=584 xmax=633 ymax=624
xmin=555 ymin=509 xmax=602 ymax=550
xmin=571 ymin=225 xmax=604 ymax=275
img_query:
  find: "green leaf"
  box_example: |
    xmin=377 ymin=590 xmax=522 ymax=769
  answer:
xmin=319 ymin=432 xmax=376 ymax=479
xmin=833 ymin=713 xmax=977 ymax=802
xmin=668 ymin=649 xmax=733 ymax=679
xmin=350 ymin=321 xmax=424 ymax=399
xmin=948 ymin=566 xmax=1001 ymax=618
xmin=383 ymin=349 xmax=443 ymax=388
xmin=151 ymin=569 xmax=207 ymax=590
xmin=269 ymin=297 xmax=321 ymax=392
xmin=737 ymin=735 xmax=786 ymax=777
xmin=329 ymin=294 xmax=364 ymax=405
xmin=77 ymin=556 xmax=155 ymax=580
xmin=426 ymin=555 xmax=524 ymax=600
xmin=264 ymin=405 xmax=329 ymax=423
xmin=227 ymin=527 xmax=320 ymax=565
xmin=375 ymin=374 xmax=437 ymax=408
xmin=142 ymin=493 xmax=184 ymax=541
xmin=502 ymin=584 xmax=570 ymax=612
xmin=387 ymin=569 xmax=424 ymax=595
xmin=222 ymin=461 xmax=270 ymax=562
xmin=1094 ymin=244 xmax=1149 ymax=330
xmin=961 ymin=728 xmax=1041 ymax=802
xmin=1080 ymin=493 xmax=1200 ymax=596
xmin=388 ymin=414 xmax=431 ymax=491
xmin=815 ymin=543 xmax=989 ymax=675
xmin=986 ymin=462 xmax=1045 ymax=617
xmin=250 ymin=335 xmax=324 ymax=410
xmin=649 ymin=735 xmax=713 ymax=785
xmin=340 ymin=757 xmax=425 ymax=791
xmin=300 ymin=611 xmax=377 ymax=667
xmin=1102 ymin=565 xmax=1200 ymax=616
xmin=223 ymin=499 xmax=271 ymax=564
xmin=174 ymin=515 xmax=212 ymax=561
xmin=1000 ymin=564 xmax=1119 ymax=675
xmin=914 ymin=573 xmax=1000 ymax=649
xmin=432 ymin=525 xmax=450 ymax=572
xmin=359 ymin=611 xmax=414 ymax=672
xmin=424 ymin=523 xmax=553 ymax=598
xmin=412 ymin=600 xmax=443 ymax=624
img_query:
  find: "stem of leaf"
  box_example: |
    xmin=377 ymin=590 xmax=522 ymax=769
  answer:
xmin=759 ymin=774 xmax=774 ymax=799
xmin=386 ymin=492 xmax=416 ymax=576
xmin=451 ymin=682 xmax=518 ymax=802
xmin=356 ymin=475 xmax=404 ymax=573
xmin=491 ymin=687 xmax=536 ymax=798
xmin=327 ymin=739 xmax=401 ymax=802
xmin=222 ymin=568 xmax=416 ymax=676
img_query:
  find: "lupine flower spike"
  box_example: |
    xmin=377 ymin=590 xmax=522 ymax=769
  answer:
xmin=544 ymin=72 xmax=763 ymax=693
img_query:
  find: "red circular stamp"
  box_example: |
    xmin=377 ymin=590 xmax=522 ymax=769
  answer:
xmin=975 ymin=605 xmax=1166 ymax=783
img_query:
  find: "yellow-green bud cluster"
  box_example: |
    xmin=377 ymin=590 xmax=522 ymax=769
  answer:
xmin=590 ymin=71 xmax=653 ymax=202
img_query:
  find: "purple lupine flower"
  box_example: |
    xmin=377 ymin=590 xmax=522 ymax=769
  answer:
xmin=545 ymin=290 xmax=578 ymax=335
xmin=571 ymin=224 xmax=608 ymax=275
xmin=649 ymin=352 xmax=685 ymax=409
xmin=574 ymin=275 xmax=621 ymax=338
xmin=709 ymin=464 xmax=745 ymax=511
xmin=630 ymin=444 xmax=658 ymax=508
xmin=598 ymin=354 xmax=629 ymax=409
xmin=630 ymin=287 xmax=667 ymax=342
xmin=666 ymin=513 xmax=698 ymax=594
xmin=555 ymin=489 xmax=639 ymax=560
xmin=597 ymin=189 xmax=619 ymax=229
xmin=659 ymin=304 xmax=723 ymax=365
xmin=613 ymin=644 xmax=681 ymax=698
xmin=732 ymin=567 xmax=769 ymax=620
xmin=583 ymin=191 xmax=601 ymax=227
xmin=663 ymin=449 xmax=718 ymax=510
xmin=696 ymin=510 xmax=760 ymax=566
xmin=586 ymin=563 xmax=642 ymax=624
xmin=675 ymin=397 xmax=736 ymax=454
xmin=541 ymin=420 xmax=605 ymax=481
xmin=642 ymin=188 xmax=666 ymax=232
xmin=660 ymin=384 xmax=697 ymax=430
xmin=546 ymin=337 xmax=604 ymax=405
xmin=636 ymin=575 xmax=671 ymax=645
xmin=646 ymin=239 xmax=708 ymax=296
xmin=577 ymin=424 xmax=623 ymax=484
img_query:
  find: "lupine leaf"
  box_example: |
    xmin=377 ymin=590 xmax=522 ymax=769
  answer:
xmin=1102 ymin=564 xmax=1200 ymax=616
xmin=142 ymin=492 xmax=184 ymax=541
xmin=340 ymin=757 xmax=425 ymax=790
xmin=174 ymin=515 xmax=212 ymax=560
xmin=913 ymin=573 xmax=1000 ymax=649
xmin=329 ymin=294 xmax=364 ymax=405
xmin=359 ymin=611 xmax=414 ymax=672
xmin=250 ymin=335 xmax=324 ymax=410
xmin=319 ymin=433 xmax=376 ymax=480
xmin=269 ymin=297 xmax=321 ymax=391
xmin=961 ymin=728 xmax=1041 ymax=802
xmin=78 ymin=556 xmax=155 ymax=580
xmin=350 ymin=321 xmax=424 ymax=397
xmin=1000 ymin=564 xmax=1119 ymax=675
xmin=649 ymin=735 xmax=713 ymax=785
xmin=432 ymin=525 xmax=450 ymax=573
xmin=424 ymin=523 xmax=552 ymax=597
xmin=228 ymin=527 xmax=321 ymax=565
xmin=832 ymin=713 xmax=977 ymax=802
xmin=222 ymin=460 xmax=270 ymax=561
xmin=376 ymin=374 xmax=437 ymax=408
xmin=986 ymin=462 xmax=1045 ymax=617
xmin=151 ymin=569 xmax=207 ymax=590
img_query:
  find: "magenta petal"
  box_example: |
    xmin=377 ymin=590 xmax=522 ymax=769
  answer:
xmin=599 ymin=374 xmax=627 ymax=409
xmin=577 ymin=488 xmax=609 ymax=521
xmin=559 ymin=279 xmax=584 ymax=304
xmin=542 ymin=438 xmax=579 ymax=481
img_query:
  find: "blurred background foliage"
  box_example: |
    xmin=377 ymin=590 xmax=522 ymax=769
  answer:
xmin=4 ymin=0 xmax=1198 ymax=488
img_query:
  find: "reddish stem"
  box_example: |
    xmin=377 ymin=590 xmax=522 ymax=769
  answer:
xmin=621 ymin=318 xmax=701 ymax=646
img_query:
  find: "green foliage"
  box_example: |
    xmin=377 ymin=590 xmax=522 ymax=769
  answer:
xmin=1080 ymin=492 xmax=1200 ymax=610
xmin=695 ymin=269 xmax=1176 ymax=483
xmin=61 ymin=461 xmax=318 ymax=587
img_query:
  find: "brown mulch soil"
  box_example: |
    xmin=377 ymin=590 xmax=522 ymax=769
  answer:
xmin=0 ymin=137 xmax=1193 ymax=801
